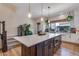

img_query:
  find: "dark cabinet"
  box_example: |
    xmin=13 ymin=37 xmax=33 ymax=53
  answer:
xmin=43 ymin=40 xmax=49 ymax=56
xmin=37 ymin=39 xmax=54 ymax=56
xmin=36 ymin=35 xmax=61 ymax=56
xmin=37 ymin=42 xmax=43 ymax=56
xmin=21 ymin=35 xmax=61 ymax=56
xmin=53 ymin=35 xmax=61 ymax=54
xmin=48 ymin=39 xmax=54 ymax=56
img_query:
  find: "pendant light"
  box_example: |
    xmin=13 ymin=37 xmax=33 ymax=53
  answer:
xmin=41 ymin=3 xmax=44 ymax=21
xmin=48 ymin=6 xmax=51 ymax=32
xmin=28 ymin=3 xmax=32 ymax=18
xmin=47 ymin=6 xmax=50 ymax=23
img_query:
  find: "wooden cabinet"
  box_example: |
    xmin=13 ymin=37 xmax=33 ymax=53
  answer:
xmin=36 ymin=40 xmax=50 ymax=56
xmin=53 ymin=35 xmax=61 ymax=54
xmin=21 ymin=35 xmax=61 ymax=56
xmin=37 ymin=42 xmax=43 ymax=56
xmin=43 ymin=40 xmax=49 ymax=56
xmin=48 ymin=39 xmax=54 ymax=56
xmin=36 ymin=39 xmax=55 ymax=56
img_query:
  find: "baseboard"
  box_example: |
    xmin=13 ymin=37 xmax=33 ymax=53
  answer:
xmin=62 ymin=41 xmax=79 ymax=45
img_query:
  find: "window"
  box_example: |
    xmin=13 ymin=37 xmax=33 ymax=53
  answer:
xmin=50 ymin=22 xmax=70 ymax=33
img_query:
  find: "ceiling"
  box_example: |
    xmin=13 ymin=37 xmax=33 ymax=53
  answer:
xmin=0 ymin=3 xmax=79 ymax=19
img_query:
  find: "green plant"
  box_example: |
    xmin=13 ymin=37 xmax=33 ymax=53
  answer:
xmin=24 ymin=24 xmax=32 ymax=35
xmin=67 ymin=16 xmax=74 ymax=21
xmin=18 ymin=24 xmax=32 ymax=36
xmin=45 ymin=19 xmax=48 ymax=25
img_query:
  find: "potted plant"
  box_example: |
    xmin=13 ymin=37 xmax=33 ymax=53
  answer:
xmin=67 ymin=16 xmax=74 ymax=21
xmin=24 ymin=24 xmax=32 ymax=35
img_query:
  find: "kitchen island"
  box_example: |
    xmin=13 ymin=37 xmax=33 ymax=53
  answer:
xmin=12 ymin=33 xmax=62 ymax=56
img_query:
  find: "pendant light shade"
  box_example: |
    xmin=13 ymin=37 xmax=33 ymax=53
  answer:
xmin=28 ymin=12 xmax=32 ymax=18
xmin=41 ymin=17 xmax=43 ymax=21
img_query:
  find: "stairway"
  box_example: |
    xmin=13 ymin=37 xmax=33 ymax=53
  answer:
xmin=7 ymin=36 xmax=20 ymax=50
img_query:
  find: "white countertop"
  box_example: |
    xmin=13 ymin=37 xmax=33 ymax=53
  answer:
xmin=12 ymin=33 xmax=61 ymax=47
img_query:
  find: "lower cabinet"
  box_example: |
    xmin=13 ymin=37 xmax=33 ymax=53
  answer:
xmin=48 ymin=39 xmax=54 ymax=56
xmin=53 ymin=35 xmax=61 ymax=54
xmin=37 ymin=39 xmax=54 ymax=56
xmin=43 ymin=40 xmax=49 ymax=56
xmin=43 ymin=39 xmax=54 ymax=56
xmin=21 ymin=35 xmax=61 ymax=56
xmin=37 ymin=42 xmax=43 ymax=56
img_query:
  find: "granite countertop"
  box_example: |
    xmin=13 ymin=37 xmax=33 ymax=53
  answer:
xmin=12 ymin=33 xmax=61 ymax=47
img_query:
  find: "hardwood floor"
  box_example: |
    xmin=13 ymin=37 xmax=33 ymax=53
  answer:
xmin=54 ymin=42 xmax=79 ymax=56
xmin=0 ymin=45 xmax=21 ymax=56
xmin=0 ymin=42 xmax=79 ymax=56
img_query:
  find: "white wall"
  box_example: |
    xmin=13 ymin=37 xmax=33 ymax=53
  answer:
xmin=74 ymin=9 xmax=79 ymax=30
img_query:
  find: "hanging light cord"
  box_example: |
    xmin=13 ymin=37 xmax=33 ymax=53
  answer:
xmin=29 ymin=1 xmax=31 ymax=13
xmin=48 ymin=6 xmax=50 ymax=19
xmin=41 ymin=3 xmax=43 ymax=17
